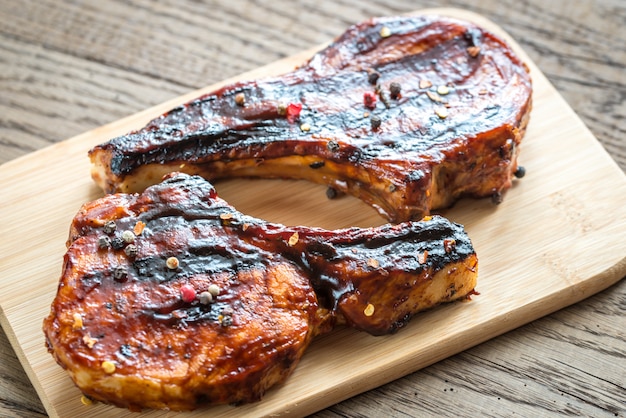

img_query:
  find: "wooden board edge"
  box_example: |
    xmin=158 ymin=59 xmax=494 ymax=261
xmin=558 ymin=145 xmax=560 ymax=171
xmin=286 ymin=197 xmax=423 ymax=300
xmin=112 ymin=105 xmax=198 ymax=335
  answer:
xmin=296 ymin=254 xmax=626 ymax=416
xmin=0 ymin=311 xmax=58 ymax=418
xmin=1 ymin=7 xmax=625 ymax=418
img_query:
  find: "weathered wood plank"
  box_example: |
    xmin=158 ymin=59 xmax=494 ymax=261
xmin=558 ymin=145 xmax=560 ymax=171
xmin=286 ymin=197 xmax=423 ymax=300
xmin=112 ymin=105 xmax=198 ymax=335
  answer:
xmin=0 ymin=35 xmax=186 ymax=159
xmin=1 ymin=0 xmax=624 ymax=170
xmin=0 ymin=327 xmax=47 ymax=417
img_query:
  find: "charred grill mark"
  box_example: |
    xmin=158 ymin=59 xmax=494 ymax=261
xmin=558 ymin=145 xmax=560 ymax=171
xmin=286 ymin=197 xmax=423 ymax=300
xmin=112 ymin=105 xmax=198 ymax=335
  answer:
xmin=82 ymin=173 xmax=476 ymax=326
xmin=45 ymin=171 xmax=478 ymax=410
xmin=91 ymin=15 xmax=531 ymax=223
xmin=108 ymin=44 xmax=497 ymax=171
xmin=143 ymin=301 xmax=231 ymax=325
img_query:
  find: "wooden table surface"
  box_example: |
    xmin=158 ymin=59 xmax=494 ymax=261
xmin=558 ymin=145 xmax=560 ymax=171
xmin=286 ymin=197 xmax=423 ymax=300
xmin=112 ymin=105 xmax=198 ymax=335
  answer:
xmin=1 ymin=0 xmax=624 ymax=417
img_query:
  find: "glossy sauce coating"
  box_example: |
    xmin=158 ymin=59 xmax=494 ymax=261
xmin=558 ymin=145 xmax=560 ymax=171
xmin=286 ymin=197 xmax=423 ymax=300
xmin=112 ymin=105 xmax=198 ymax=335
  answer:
xmin=44 ymin=173 xmax=477 ymax=410
xmin=90 ymin=15 xmax=532 ymax=222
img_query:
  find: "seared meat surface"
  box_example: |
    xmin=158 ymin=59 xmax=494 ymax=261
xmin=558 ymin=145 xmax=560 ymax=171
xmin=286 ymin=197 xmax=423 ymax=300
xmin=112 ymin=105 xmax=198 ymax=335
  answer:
xmin=90 ymin=14 xmax=532 ymax=223
xmin=43 ymin=173 xmax=477 ymax=411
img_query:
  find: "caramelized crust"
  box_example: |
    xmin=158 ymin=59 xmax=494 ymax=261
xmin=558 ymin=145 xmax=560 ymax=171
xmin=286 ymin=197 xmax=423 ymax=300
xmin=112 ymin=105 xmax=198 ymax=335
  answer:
xmin=43 ymin=173 xmax=477 ymax=411
xmin=89 ymin=14 xmax=532 ymax=222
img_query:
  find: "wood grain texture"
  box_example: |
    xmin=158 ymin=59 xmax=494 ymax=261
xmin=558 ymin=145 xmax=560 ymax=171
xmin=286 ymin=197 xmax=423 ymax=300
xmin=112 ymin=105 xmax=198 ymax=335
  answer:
xmin=1 ymin=1 xmax=625 ymax=417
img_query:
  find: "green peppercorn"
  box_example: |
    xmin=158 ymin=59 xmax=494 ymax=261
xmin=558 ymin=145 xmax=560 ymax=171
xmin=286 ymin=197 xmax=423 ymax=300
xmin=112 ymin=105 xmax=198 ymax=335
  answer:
xmin=103 ymin=220 xmax=117 ymax=235
xmin=124 ymin=244 xmax=138 ymax=258
xmin=113 ymin=266 xmax=127 ymax=281
xmin=379 ymin=91 xmax=390 ymax=108
xmin=98 ymin=236 xmax=111 ymax=249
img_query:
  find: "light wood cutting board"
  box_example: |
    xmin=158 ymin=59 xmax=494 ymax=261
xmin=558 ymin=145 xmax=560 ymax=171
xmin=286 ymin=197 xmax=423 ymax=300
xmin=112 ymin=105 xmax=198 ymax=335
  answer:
xmin=1 ymin=8 xmax=625 ymax=418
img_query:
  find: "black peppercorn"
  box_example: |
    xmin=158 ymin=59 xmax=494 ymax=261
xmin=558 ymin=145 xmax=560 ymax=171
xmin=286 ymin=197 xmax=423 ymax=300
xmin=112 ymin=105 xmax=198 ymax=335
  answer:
xmin=367 ymin=69 xmax=380 ymax=85
xmin=111 ymin=236 xmax=125 ymax=250
xmin=103 ymin=220 xmax=117 ymax=235
xmin=390 ymin=82 xmax=401 ymax=99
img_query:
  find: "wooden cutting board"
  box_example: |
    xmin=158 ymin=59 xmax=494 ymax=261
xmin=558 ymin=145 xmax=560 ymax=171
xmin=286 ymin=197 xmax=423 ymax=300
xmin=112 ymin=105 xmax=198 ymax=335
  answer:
xmin=1 ymin=8 xmax=625 ymax=418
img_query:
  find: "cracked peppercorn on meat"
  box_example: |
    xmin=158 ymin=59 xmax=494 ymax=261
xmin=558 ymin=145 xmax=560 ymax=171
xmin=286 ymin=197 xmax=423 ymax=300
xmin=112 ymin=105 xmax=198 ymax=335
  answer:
xmin=43 ymin=173 xmax=478 ymax=411
xmin=89 ymin=14 xmax=531 ymax=222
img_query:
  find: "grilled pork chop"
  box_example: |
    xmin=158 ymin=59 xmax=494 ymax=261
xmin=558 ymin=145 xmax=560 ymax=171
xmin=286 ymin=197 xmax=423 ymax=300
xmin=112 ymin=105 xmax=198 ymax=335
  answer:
xmin=89 ymin=14 xmax=532 ymax=223
xmin=44 ymin=173 xmax=477 ymax=411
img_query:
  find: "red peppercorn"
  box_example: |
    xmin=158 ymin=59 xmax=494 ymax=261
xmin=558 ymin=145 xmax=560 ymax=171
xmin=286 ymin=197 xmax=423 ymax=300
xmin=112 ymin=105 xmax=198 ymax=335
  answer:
xmin=363 ymin=91 xmax=377 ymax=109
xmin=285 ymin=103 xmax=302 ymax=123
xmin=180 ymin=284 xmax=196 ymax=303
